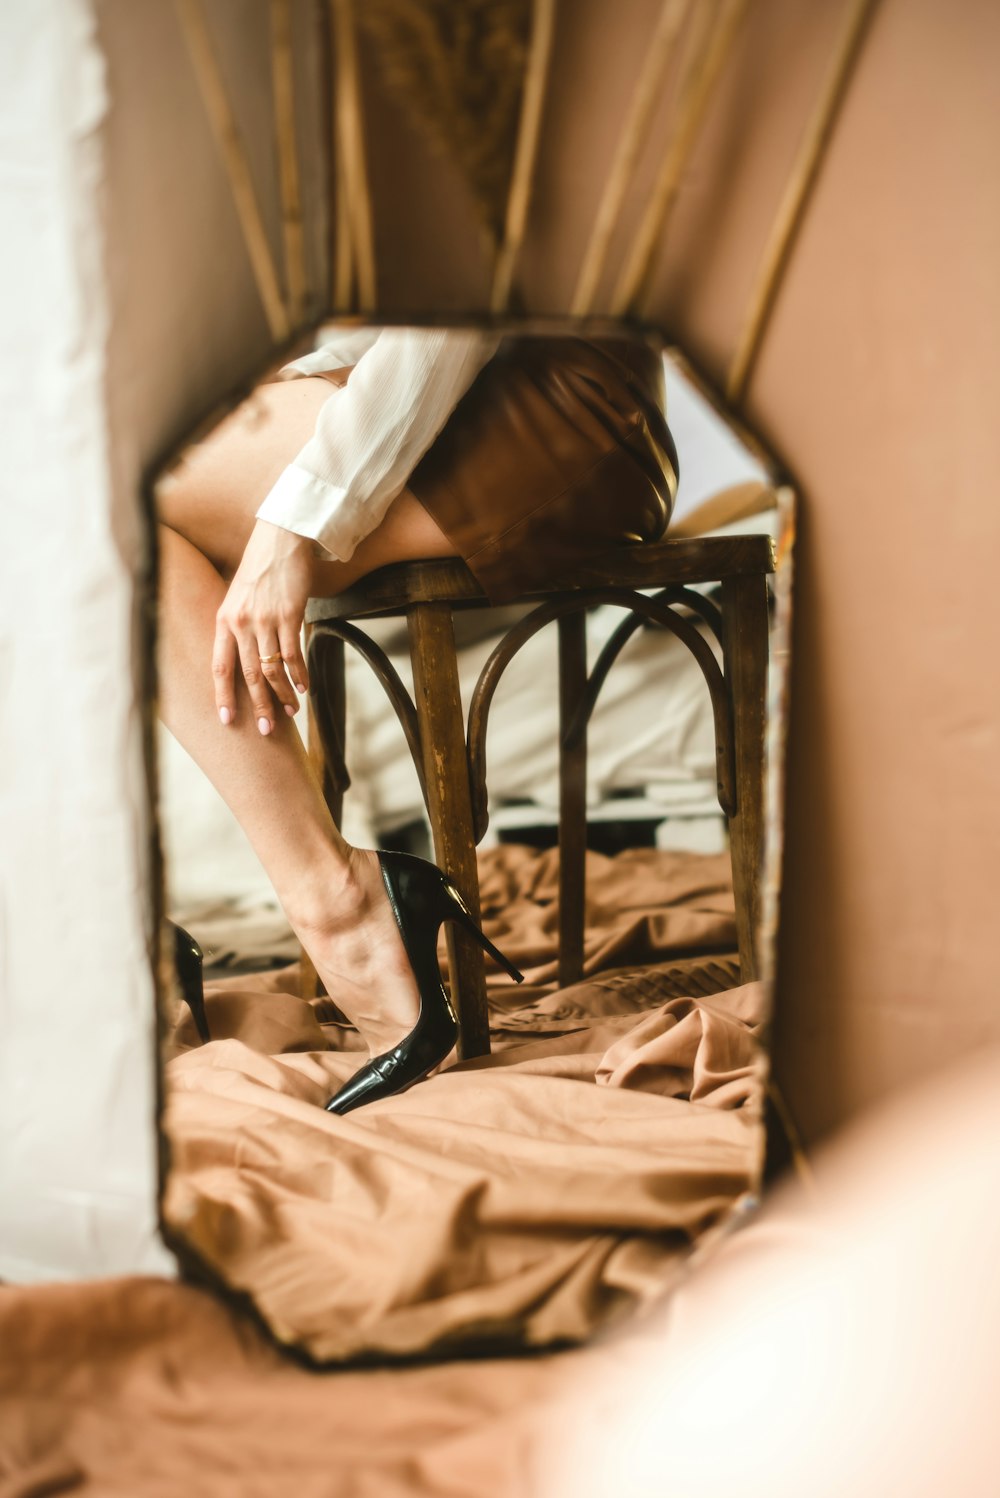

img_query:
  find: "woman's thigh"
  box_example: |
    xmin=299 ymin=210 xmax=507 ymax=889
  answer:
xmin=156 ymin=377 xmax=341 ymax=575
xmin=155 ymin=375 xmax=454 ymax=587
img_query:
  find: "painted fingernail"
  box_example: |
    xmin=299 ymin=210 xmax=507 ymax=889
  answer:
xmin=257 ymin=717 xmax=271 ymax=736
xmin=219 ymin=706 xmax=231 ymax=726
xmin=294 ymin=682 xmax=306 ymax=694
xmin=284 ymin=703 xmax=296 ymax=717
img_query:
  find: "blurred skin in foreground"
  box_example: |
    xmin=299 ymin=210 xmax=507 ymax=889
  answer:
xmin=543 ymin=1050 xmax=1000 ymax=1498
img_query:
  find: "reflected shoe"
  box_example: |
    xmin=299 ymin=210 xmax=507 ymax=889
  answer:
xmin=325 ymin=850 xmax=524 ymax=1116
xmin=171 ymin=921 xmax=210 ymax=1043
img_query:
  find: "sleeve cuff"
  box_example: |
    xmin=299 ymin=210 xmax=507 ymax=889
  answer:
xmin=255 ymin=465 xmax=355 ymax=560
xmin=279 ymin=327 xmax=381 ymax=379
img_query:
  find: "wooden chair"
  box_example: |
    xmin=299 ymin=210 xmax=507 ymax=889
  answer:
xmin=303 ymin=532 xmax=774 ymax=1058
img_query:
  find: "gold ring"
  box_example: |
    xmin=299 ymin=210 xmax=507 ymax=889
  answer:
xmin=259 ymin=653 xmax=284 ymax=665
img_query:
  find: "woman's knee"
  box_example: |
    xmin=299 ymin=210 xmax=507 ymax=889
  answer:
xmin=153 ymin=459 xmax=198 ymax=537
xmin=309 ymin=491 xmax=455 ymax=597
xmin=152 ymin=378 xmax=336 ymax=570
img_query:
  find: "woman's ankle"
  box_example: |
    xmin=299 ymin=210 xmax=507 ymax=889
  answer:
xmin=289 ymin=846 xmax=422 ymax=1053
xmin=282 ymin=844 xmax=377 ymax=944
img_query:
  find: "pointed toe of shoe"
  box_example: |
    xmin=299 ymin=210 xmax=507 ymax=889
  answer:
xmin=324 ymin=1017 xmax=457 ymax=1116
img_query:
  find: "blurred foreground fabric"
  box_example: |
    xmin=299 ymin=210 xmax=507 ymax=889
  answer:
xmin=4 ymin=1054 xmax=997 ymax=1497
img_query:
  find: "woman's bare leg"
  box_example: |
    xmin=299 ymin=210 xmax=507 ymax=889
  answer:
xmin=157 ymin=376 xmax=456 ymax=1053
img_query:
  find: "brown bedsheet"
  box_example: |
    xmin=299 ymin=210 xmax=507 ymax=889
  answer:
xmin=8 ymin=1057 xmax=1000 ymax=1498
xmin=159 ymin=847 xmax=759 ymax=1363
xmin=0 ymin=1272 xmax=662 ymax=1498
xmin=1 ymin=847 xmax=762 ymax=1494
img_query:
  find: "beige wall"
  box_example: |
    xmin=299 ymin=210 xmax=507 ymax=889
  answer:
xmin=98 ymin=0 xmax=329 ymax=476
xmin=750 ymin=0 xmax=1000 ymax=1138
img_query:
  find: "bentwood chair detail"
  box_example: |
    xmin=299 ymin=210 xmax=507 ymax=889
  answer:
xmin=303 ymin=532 xmax=774 ymax=1059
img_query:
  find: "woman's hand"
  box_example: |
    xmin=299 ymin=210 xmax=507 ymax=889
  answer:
xmin=213 ymin=520 xmax=314 ymax=734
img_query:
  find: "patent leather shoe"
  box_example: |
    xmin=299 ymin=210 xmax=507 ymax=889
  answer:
xmin=325 ymin=850 xmax=523 ymax=1115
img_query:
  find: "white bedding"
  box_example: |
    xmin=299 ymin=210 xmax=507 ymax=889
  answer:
xmin=340 ymin=593 xmax=729 ymax=847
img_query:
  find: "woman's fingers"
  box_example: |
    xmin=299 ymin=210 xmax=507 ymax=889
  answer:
xmin=213 ymin=523 xmax=313 ymax=729
xmin=228 ymin=628 xmax=274 ymax=734
xmin=257 ymin=635 xmax=300 ymax=719
xmin=278 ymin=624 xmax=309 ymax=697
xmin=212 ymin=625 xmax=238 ymax=726
xmin=214 ymin=614 xmax=302 ymax=733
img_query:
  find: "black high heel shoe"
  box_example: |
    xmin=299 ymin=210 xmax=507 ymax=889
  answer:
xmin=325 ymin=850 xmax=524 ymax=1116
xmin=171 ymin=921 xmax=210 ymax=1043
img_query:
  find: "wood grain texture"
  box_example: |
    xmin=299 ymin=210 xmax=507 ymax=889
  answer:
xmin=300 ymin=628 xmax=350 ymax=1001
xmin=557 ymin=610 xmax=588 ymax=988
xmin=174 ymin=0 xmax=290 ymax=340
xmin=305 ymin=536 xmax=775 ymax=623
xmin=407 ymin=602 xmax=490 ymax=1059
xmin=721 ymin=572 xmax=769 ymax=981
xmin=270 ymin=0 xmax=307 ymax=326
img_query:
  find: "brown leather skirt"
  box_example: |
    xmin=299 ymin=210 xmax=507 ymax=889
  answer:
xmin=406 ymin=335 xmax=679 ymax=603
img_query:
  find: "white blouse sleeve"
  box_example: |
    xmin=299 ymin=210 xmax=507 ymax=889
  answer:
xmin=255 ymin=327 xmax=500 ymax=560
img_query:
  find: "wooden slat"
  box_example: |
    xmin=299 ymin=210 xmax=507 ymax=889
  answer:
xmin=491 ymin=0 xmax=558 ymax=311
xmin=571 ymin=0 xmax=693 ymax=316
xmin=721 ymin=572 xmax=769 ymax=981
xmin=175 ymin=0 xmax=290 ymax=341
xmin=611 ymin=0 xmax=748 ymax=317
xmin=553 ymin=535 xmax=775 ymax=590
xmin=306 ymin=536 xmax=775 ymax=623
xmin=557 ymin=612 xmax=588 ymax=987
xmin=407 ymin=603 xmax=491 ymax=1059
xmin=300 ymin=628 xmax=349 ymax=1001
xmin=726 ymin=0 xmax=879 ymax=403
xmin=330 ymin=0 xmax=376 ymax=312
xmin=270 ymin=0 xmax=307 ymax=326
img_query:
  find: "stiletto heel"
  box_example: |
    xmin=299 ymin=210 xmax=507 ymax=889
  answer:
xmin=325 ymin=850 xmax=523 ymax=1116
xmin=170 ymin=921 xmax=210 ymax=1043
xmin=440 ymin=882 xmax=524 ymax=982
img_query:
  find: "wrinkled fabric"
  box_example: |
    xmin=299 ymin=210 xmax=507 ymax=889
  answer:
xmin=475 ymin=845 xmax=737 ymax=998
xmin=0 ymin=1274 xmax=642 ymax=1498
xmin=0 ymin=846 xmax=764 ymax=1494
xmin=157 ymin=846 xmax=758 ymax=1363
xmin=163 ymin=978 xmax=762 ymax=1362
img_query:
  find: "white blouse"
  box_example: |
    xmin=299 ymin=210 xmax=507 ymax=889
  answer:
xmin=255 ymin=327 xmax=500 ymax=560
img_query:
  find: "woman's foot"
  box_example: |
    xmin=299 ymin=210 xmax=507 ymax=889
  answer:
xmin=295 ymin=847 xmax=425 ymax=1057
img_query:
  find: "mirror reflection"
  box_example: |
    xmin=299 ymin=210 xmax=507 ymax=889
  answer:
xmin=155 ymin=326 xmax=786 ymax=1363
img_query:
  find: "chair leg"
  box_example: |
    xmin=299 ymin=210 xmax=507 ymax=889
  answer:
xmin=558 ymin=610 xmax=588 ymax=988
xmin=720 ymin=574 xmax=769 ymax=982
xmin=407 ymin=601 xmax=490 ymax=1059
xmin=301 ymin=627 xmax=349 ymax=1002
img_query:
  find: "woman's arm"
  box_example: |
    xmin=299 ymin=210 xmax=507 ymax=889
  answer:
xmin=212 ymin=328 xmax=498 ymax=725
xmin=279 ymin=324 xmax=381 ymax=376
